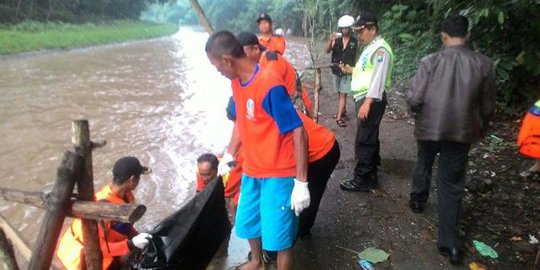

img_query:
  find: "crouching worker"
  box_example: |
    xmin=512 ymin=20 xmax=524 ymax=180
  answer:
xmin=196 ymin=153 xmax=241 ymax=221
xmin=56 ymin=156 xmax=153 ymax=270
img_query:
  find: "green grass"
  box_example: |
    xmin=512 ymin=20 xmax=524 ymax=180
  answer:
xmin=0 ymin=20 xmax=178 ymax=55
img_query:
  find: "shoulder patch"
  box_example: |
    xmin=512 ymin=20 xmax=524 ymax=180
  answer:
xmin=376 ymin=51 xmax=385 ymax=63
xmin=266 ymin=51 xmax=278 ymax=61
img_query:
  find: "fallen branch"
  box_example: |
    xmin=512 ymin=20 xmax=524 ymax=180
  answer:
xmin=335 ymin=245 xmax=360 ymax=254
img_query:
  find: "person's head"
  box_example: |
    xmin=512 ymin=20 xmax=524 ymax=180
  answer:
xmin=440 ymin=15 xmax=469 ymax=46
xmin=237 ymin=31 xmax=264 ymax=62
xmin=197 ymin=153 xmax=218 ymax=183
xmin=205 ymin=30 xmax=246 ymax=80
xmin=112 ymin=156 xmax=151 ymax=190
xmin=352 ymin=11 xmax=379 ymax=44
xmin=337 ymin=15 xmax=355 ymax=37
xmin=257 ymin=13 xmax=273 ymax=34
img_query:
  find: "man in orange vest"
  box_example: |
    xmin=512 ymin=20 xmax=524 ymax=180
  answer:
xmin=257 ymin=13 xmax=286 ymax=55
xmin=237 ymin=31 xmax=313 ymax=116
xmin=195 ymin=153 xmax=241 ymax=221
xmin=56 ymin=156 xmax=153 ymax=270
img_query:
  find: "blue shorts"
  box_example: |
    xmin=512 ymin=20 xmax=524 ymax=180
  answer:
xmin=235 ymin=175 xmax=298 ymax=251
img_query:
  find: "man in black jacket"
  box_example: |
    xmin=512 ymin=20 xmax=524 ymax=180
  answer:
xmin=407 ymin=15 xmax=496 ymax=265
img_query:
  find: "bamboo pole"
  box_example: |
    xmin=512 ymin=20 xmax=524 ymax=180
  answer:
xmin=0 ymin=214 xmax=31 ymax=261
xmin=189 ymin=0 xmax=214 ymax=34
xmin=0 ymin=188 xmax=146 ymax=223
xmin=28 ymin=151 xmax=83 ymax=270
xmin=0 ymin=228 xmax=20 ymax=270
xmin=71 ymin=120 xmax=102 ymax=270
xmin=313 ymin=68 xmax=322 ymax=123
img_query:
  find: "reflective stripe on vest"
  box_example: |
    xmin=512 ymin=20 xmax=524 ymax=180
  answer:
xmin=351 ymin=37 xmax=394 ymax=101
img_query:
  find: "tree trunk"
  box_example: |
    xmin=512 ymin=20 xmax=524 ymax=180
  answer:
xmin=189 ymin=0 xmax=214 ymax=34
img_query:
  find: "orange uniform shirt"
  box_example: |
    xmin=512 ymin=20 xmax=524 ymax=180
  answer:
xmin=518 ymin=101 xmax=540 ymax=158
xmin=297 ymin=112 xmax=336 ymax=162
xmin=57 ymin=186 xmax=136 ymax=270
xmin=231 ymin=65 xmax=302 ymax=178
xmin=258 ymin=34 xmax=286 ymax=55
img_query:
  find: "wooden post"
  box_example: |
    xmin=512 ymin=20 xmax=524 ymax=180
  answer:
xmin=0 ymin=188 xmax=146 ymax=223
xmin=189 ymin=0 xmax=214 ymax=34
xmin=72 ymin=120 xmax=102 ymax=270
xmin=28 ymin=151 xmax=83 ymax=270
xmin=0 ymin=228 xmax=20 ymax=270
xmin=0 ymin=214 xmax=32 ymax=262
xmin=313 ymin=68 xmax=322 ymax=123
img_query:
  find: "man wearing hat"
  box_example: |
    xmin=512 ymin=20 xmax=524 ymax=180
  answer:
xmin=339 ymin=11 xmax=394 ymax=192
xmin=57 ymin=156 xmax=153 ymax=270
xmin=257 ymin=13 xmax=286 ymax=55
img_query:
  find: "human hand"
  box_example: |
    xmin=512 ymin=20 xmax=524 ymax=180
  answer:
xmin=290 ymin=179 xmax=310 ymax=216
xmin=339 ymin=64 xmax=351 ymax=74
xmin=218 ymin=152 xmax=234 ymax=176
xmin=357 ymin=101 xmax=371 ymax=121
xmin=132 ymin=233 xmax=152 ymax=249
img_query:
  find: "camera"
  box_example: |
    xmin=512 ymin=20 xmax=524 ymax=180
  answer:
xmin=335 ymin=32 xmax=342 ymax=38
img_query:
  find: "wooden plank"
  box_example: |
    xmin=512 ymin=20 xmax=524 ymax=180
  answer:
xmin=0 ymin=214 xmax=31 ymax=262
xmin=313 ymin=68 xmax=322 ymax=123
xmin=71 ymin=120 xmax=102 ymax=270
xmin=0 ymin=228 xmax=20 ymax=270
xmin=0 ymin=188 xmax=146 ymax=223
xmin=28 ymin=151 xmax=82 ymax=270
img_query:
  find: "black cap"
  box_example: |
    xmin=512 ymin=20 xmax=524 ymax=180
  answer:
xmin=237 ymin=31 xmax=260 ymax=46
xmin=353 ymin=10 xmax=378 ymax=29
xmin=113 ymin=156 xmax=151 ymax=179
xmin=257 ymin=13 xmax=272 ymax=23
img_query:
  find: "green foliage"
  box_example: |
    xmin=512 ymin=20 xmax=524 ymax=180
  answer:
xmin=0 ymin=20 xmax=178 ymax=55
xmin=378 ymin=1 xmax=539 ymax=112
xmin=0 ymin=0 xmax=148 ymax=23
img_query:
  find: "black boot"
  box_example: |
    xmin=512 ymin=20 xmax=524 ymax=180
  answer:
xmin=340 ymin=178 xmax=370 ymax=192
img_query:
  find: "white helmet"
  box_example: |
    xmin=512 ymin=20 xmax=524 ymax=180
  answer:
xmin=337 ymin=15 xmax=355 ymax=28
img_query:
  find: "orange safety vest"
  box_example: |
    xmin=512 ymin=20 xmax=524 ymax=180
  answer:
xmin=56 ymin=186 xmax=136 ymax=270
xmin=518 ymin=100 xmax=540 ymax=159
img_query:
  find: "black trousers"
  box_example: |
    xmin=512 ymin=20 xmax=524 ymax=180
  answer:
xmin=353 ymin=96 xmax=387 ymax=180
xmin=410 ymin=140 xmax=471 ymax=248
xmin=299 ymin=140 xmax=340 ymax=233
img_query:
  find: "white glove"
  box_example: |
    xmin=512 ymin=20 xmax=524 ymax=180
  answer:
xmin=218 ymin=152 xmax=234 ymax=176
xmin=290 ymin=179 xmax=310 ymax=216
xmin=132 ymin=233 xmax=152 ymax=249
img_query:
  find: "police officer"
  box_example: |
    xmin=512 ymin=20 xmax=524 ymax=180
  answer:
xmin=339 ymin=11 xmax=394 ymax=192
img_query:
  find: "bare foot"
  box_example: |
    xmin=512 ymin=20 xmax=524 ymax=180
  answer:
xmin=235 ymin=260 xmax=265 ymax=270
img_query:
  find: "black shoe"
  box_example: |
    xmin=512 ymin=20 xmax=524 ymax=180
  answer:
xmin=438 ymin=246 xmax=463 ymax=265
xmin=340 ymin=179 xmax=370 ymax=192
xmin=409 ymin=200 xmax=424 ymax=213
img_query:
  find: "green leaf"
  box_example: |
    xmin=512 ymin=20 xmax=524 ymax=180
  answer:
xmin=398 ymin=33 xmax=415 ymax=42
xmin=497 ymin=11 xmax=505 ymax=25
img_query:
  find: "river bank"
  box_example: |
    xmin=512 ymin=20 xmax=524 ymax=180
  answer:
xmin=0 ymin=20 xmax=178 ymax=55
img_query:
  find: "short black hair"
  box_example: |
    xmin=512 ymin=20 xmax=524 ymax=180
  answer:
xmin=113 ymin=173 xmax=138 ymax=185
xmin=205 ymin=30 xmax=246 ymax=59
xmin=197 ymin=153 xmax=219 ymax=170
xmin=441 ymin=15 xmax=469 ymax=38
